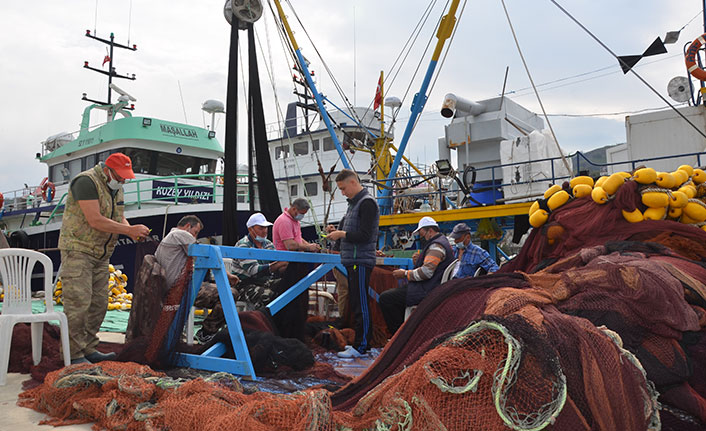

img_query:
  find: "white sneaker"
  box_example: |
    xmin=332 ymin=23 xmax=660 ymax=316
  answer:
xmin=337 ymin=345 xmax=364 ymax=358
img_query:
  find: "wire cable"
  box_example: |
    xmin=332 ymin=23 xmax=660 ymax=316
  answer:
xmin=500 ymin=0 xmax=572 ymax=173
xmin=547 ymin=0 xmax=706 ymax=141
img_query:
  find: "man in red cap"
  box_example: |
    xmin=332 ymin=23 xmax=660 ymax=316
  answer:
xmin=58 ymin=153 xmax=150 ymax=364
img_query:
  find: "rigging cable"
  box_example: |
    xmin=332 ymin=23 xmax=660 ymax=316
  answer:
xmin=499 ymin=0 xmax=573 ymax=174
xmin=547 ymin=0 xmax=706 ymax=141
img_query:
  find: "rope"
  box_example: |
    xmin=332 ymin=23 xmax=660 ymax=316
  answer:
xmin=547 ymin=0 xmax=706 ymax=142
xmin=499 ymin=0 xmax=572 ymax=175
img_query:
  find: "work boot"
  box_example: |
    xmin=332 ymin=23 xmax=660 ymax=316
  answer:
xmin=70 ymin=357 xmax=91 ymax=365
xmin=85 ymin=351 xmax=117 ymax=363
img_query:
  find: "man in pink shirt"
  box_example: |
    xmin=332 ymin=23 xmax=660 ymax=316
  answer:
xmin=273 ymin=198 xmax=320 ymax=252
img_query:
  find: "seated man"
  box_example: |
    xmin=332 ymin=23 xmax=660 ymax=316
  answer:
xmin=154 ymin=215 xmax=239 ymax=342
xmin=231 ymin=213 xmax=287 ymax=309
xmin=379 ymin=216 xmax=454 ymax=334
xmin=449 ymin=223 xmax=499 ymax=278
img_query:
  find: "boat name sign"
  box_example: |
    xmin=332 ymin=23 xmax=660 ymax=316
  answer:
xmin=160 ymin=124 xmax=199 ymax=140
xmin=152 ymin=180 xmax=214 ymax=203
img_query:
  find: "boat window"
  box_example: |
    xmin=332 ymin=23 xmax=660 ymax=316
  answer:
xmin=69 ymin=159 xmax=82 ymax=179
xmin=312 ymin=139 xmax=320 ymax=151
xmin=50 ymin=163 xmax=68 ymax=184
xmin=275 ymin=145 xmax=290 ymax=160
xmin=154 ymin=153 xmax=194 ymax=176
xmin=293 ymin=141 xmax=308 ymax=156
xmin=123 ymin=148 xmax=153 ymax=175
xmin=304 ymin=181 xmax=318 ymax=197
xmin=83 ymin=154 xmax=97 ymax=171
xmin=237 ymin=190 xmax=248 ymax=203
xmin=97 ymin=150 xmax=115 ymax=163
xmin=290 ymin=184 xmax=298 ymax=196
xmin=323 ymin=137 xmax=335 ymax=152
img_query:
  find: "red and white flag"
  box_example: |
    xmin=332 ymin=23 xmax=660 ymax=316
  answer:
xmin=102 ymin=55 xmax=111 ymax=66
xmin=373 ymin=72 xmax=383 ymax=110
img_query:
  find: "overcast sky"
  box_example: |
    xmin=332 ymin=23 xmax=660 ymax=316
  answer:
xmin=0 ymin=0 xmax=703 ymax=193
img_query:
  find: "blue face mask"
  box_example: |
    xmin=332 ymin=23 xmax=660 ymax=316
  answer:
xmin=294 ymin=213 xmax=305 ymax=221
xmin=456 ymin=241 xmax=466 ymax=250
xmin=255 ymin=236 xmax=267 ymax=243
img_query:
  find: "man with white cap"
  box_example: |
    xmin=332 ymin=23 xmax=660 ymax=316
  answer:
xmin=232 ymin=212 xmax=287 ymax=283
xmin=379 ymin=216 xmax=454 ymax=334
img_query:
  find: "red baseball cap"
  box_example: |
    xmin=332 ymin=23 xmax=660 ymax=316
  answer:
xmin=105 ymin=153 xmax=136 ymax=179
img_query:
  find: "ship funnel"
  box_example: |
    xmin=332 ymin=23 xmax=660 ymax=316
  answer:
xmin=441 ymin=93 xmax=486 ymax=118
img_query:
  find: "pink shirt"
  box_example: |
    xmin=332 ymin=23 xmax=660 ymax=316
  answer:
xmin=272 ymin=209 xmax=303 ymax=250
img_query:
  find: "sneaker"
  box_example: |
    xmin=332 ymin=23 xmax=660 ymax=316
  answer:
xmin=337 ymin=345 xmax=365 ymax=358
xmin=70 ymin=357 xmax=91 ymax=365
xmin=195 ymin=328 xmax=216 ymax=344
xmin=85 ymin=351 xmax=116 ymax=363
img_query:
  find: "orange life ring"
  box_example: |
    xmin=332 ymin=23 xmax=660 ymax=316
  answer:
xmin=685 ymin=34 xmax=706 ymax=81
xmin=41 ymin=180 xmax=56 ymax=202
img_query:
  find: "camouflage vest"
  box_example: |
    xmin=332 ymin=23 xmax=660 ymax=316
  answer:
xmin=58 ymin=164 xmax=124 ymax=259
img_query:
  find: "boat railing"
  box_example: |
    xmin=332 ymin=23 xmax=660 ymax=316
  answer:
xmin=378 ymin=150 xmax=706 ymax=211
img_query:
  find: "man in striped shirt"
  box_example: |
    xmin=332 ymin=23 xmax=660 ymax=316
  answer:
xmin=379 ymin=216 xmax=454 ymax=334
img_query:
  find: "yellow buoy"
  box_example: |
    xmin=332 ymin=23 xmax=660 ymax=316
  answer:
xmin=671 ymin=170 xmax=688 ymax=186
xmin=668 ymin=191 xmax=689 ymax=208
xmin=622 ymin=209 xmax=643 ymax=223
xmin=668 ymin=207 xmax=683 ymax=219
xmin=641 ymin=192 xmax=669 ymax=208
xmin=632 ymin=167 xmax=657 ymax=184
xmin=595 ymin=176 xmax=609 ymax=188
xmin=547 ymin=190 xmax=570 ymax=211
xmin=683 ymin=201 xmax=706 ymax=222
xmin=572 ymin=183 xmax=592 ymax=198
xmin=655 ymin=172 xmax=676 ymax=189
xmin=108 ymin=264 xmax=115 ymax=273
xmin=678 ymin=164 xmax=694 ymax=177
xmin=643 ymin=207 xmax=667 ymax=221
xmin=569 ymin=176 xmax=594 ymax=189
xmin=602 ymin=173 xmax=625 ymax=195
xmin=529 ymin=209 xmax=549 ymax=228
xmin=679 ymin=185 xmax=697 ymax=199
xmin=543 ymin=184 xmax=562 ymax=199
xmin=692 ymin=169 xmax=706 ymax=184
xmin=529 ymin=200 xmax=540 ymax=216
xmin=591 ymin=187 xmax=609 ymax=204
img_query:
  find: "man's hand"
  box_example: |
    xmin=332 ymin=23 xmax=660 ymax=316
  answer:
xmin=392 ymin=269 xmax=407 ymax=279
xmin=227 ymin=273 xmax=240 ymax=287
xmin=325 ymin=224 xmax=336 ymax=234
xmin=306 ymin=242 xmax=321 ymax=252
xmin=375 ymin=250 xmax=387 ymax=257
xmin=327 ymin=230 xmax=345 ymax=241
xmin=270 ymin=261 xmax=288 ymax=273
xmin=412 ymin=251 xmax=420 ymax=262
xmin=128 ymin=224 xmax=151 ymax=242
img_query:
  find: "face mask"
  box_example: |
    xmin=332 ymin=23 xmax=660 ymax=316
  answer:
xmin=294 ymin=213 xmax=305 ymax=221
xmin=255 ymin=236 xmax=267 ymax=243
xmin=106 ymin=171 xmax=123 ymax=190
xmin=456 ymin=241 xmax=466 ymax=250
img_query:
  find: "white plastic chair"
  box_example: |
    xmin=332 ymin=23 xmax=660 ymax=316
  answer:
xmin=0 ymin=249 xmax=70 ymax=385
xmin=441 ymin=259 xmax=459 ymax=283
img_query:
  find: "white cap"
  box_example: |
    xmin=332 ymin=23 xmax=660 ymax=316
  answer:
xmin=412 ymin=216 xmax=438 ymax=234
xmin=246 ymin=212 xmax=273 ymax=228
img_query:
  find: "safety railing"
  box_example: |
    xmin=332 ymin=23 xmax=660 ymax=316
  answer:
xmin=169 ymin=244 xmax=413 ymax=379
xmin=376 ymin=150 xmax=706 ymax=210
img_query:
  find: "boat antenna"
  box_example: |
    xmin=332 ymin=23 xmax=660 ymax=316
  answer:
xmin=548 ymin=0 xmax=706 ymax=141
xmin=500 ymin=0 xmax=572 ymax=174
xmin=93 ymin=0 xmax=98 ymax=35
xmin=127 ymin=0 xmax=133 ymax=46
xmin=177 ymin=80 xmax=188 ymax=123
xmin=353 ymin=5 xmax=357 ymax=106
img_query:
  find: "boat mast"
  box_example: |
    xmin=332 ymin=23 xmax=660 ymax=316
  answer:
xmin=376 ymin=0 xmax=461 ymax=215
xmin=272 ymin=0 xmax=351 ymax=170
xmin=82 ymin=31 xmax=137 ymax=121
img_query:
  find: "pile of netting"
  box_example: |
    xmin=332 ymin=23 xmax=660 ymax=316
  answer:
xmin=18 ymin=168 xmax=706 ymax=430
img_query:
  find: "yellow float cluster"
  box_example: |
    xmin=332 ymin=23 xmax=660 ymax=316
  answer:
xmin=54 ymin=263 xmax=133 ymax=310
xmin=107 ymin=264 xmax=132 ymax=311
xmin=528 ymin=164 xmax=706 ymax=230
xmin=0 ymin=286 xmax=4 ymax=302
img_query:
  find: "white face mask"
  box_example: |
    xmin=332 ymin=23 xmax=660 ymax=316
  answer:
xmin=106 ymin=171 xmax=123 ymax=190
xmin=255 ymin=236 xmax=267 ymax=243
xmin=294 ymin=213 xmax=305 ymax=221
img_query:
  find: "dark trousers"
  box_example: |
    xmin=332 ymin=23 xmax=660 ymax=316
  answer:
xmin=271 ymin=262 xmax=310 ymax=341
xmin=346 ymin=264 xmax=373 ymax=352
xmin=379 ymin=285 xmax=408 ymax=335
